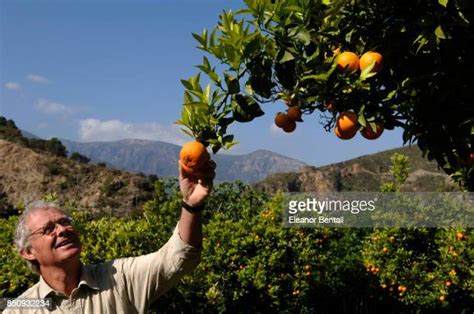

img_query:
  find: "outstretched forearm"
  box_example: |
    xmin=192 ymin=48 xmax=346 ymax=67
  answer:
xmin=178 ymin=208 xmax=202 ymax=248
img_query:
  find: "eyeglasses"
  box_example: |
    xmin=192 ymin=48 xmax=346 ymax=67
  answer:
xmin=28 ymin=217 xmax=75 ymax=238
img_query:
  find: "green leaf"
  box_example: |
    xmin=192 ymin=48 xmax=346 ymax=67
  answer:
xmin=435 ymin=25 xmax=446 ymax=39
xmin=290 ymin=27 xmax=311 ymax=45
xmin=302 ymin=73 xmax=328 ymax=82
xmin=279 ymin=50 xmax=295 ymax=63
xmin=359 ymin=62 xmax=377 ymax=81
xmin=225 ymin=74 xmax=240 ymax=94
xmin=231 ymin=94 xmax=264 ymax=122
xmin=383 ymin=89 xmax=398 ymax=101
xmin=180 ymin=128 xmax=194 ymax=138
xmin=211 ymin=91 xmax=226 ymax=106
xmin=181 ymin=79 xmax=194 ymax=91
xmin=209 ymin=71 xmax=221 ymax=84
xmin=224 ymin=141 xmax=239 ymax=150
xmin=192 ymin=32 xmax=207 ymax=48
xmin=345 ymin=29 xmax=354 ymax=43
xmin=183 ymin=91 xmax=193 ymax=104
xmin=203 ymin=83 xmax=212 ymax=104
xmin=438 ymin=0 xmax=449 ymax=7
xmin=358 ymin=115 xmax=367 ymax=127
xmin=243 ymin=37 xmax=261 ymax=58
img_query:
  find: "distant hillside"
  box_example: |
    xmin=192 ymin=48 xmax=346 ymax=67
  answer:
xmin=0 ymin=139 xmax=155 ymax=216
xmin=0 ymin=117 xmax=155 ymax=216
xmin=20 ymin=130 xmax=41 ymax=139
xmin=254 ymin=146 xmax=460 ymax=192
xmin=61 ymin=139 xmax=307 ymax=183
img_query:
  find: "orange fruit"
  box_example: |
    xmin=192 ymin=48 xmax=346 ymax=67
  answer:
xmin=282 ymin=120 xmax=297 ymax=133
xmin=335 ymin=111 xmax=358 ymax=140
xmin=361 ymin=123 xmax=384 ymax=140
xmin=179 ymin=141 xmax=210 ymax=173
xmin=287 ymin=107 xmax=302 ymax=121
xmin=359 ymin=51 xmax=383 ymax=73
xmin=275 ymin=112 xmax=297 ymax=132
xmin=456 ymin=232 xmax=465 ymax=241
xmin=325 ymin=102 xmax=334 ymax=112
xmin=275 ymin=112 xmax=290 ymax=128
xmin=337 ymin=52 xmax=360 ymax=72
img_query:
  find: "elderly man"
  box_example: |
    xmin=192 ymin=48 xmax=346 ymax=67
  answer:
xmin=5 ymin=165 xmax=213 ymax=313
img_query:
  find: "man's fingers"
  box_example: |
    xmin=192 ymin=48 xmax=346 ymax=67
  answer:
xmin=179 ymin=159 xmax=216 ymax=183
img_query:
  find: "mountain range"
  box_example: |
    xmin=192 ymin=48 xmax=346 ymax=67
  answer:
xmin=60 ymin=139 xmax=307 ymax=183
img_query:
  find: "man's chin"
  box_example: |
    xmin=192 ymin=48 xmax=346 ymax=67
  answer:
xmin=56 ymin=243 xmax=82 ymax=258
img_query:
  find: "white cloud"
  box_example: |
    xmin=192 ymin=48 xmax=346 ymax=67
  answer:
xmin=34 ymin=98 xmax=75 ymax=115
xmin=5 ymin=82 xmax=21 ymax=91
xmin=27 ymin=74 xmax=51 ymax=84
xmin=78 ymin=118 xmax=187 ymax=144
xmin=38 ymin=122 xmax=48 ymax=129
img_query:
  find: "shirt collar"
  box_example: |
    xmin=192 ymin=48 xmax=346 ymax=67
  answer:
xmin=78 ymin=263 xmax=100 ymax=290
xmin=38 ymin=263 xmax=100 ymax=299
xmin=38 ymin=276 xmax=56 ymax=299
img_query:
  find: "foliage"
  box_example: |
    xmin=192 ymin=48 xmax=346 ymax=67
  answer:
xmin=176 ymin=1 xmax=474 ymax=190
xmin=69 ymin=152 xmax=91 ymax=164
xmin=364 ymin=152 xmax=473 ymax=312
xmin=1 ymin=175 xmax=471 ymax=312
xmin=28 ymin=138 xmax=67 ymax=158
xmin=381 ymin=153 xmax=410 ymax=192
xmin=0 ymin=116 xmax=67 ymax=158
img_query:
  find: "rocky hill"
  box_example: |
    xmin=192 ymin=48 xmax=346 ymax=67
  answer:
xmin=61 ymin=139 xmax=307 ymax=183
xmin=254 ymin=146 xmax=460 ymax=193
xmin=0 ymin=139 xmax=155 ymax=216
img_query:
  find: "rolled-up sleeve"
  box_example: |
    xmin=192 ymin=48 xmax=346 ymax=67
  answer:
xmin=113 ymin=223 xmax=201 ymax=312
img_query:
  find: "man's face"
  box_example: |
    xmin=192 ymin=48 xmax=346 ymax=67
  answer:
xmin=22 ymin=208 xmax=82 ymax=270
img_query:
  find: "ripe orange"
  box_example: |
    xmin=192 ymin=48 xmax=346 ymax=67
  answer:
xmin=275 ymin=112 xmax=290 ymax=128
xmin=361 ymin=123 xmax=384 ymax=140
xmin=287 ymin=107 xmax=302 ymax=121
xmin=337 ymin=52 xmax=360 ymax=72
xmin=282 ymin=120 xmax=297 ymax=133
xmin=359 ymin=51 xmax=383 ymax=73
xmin=179 ymin=141 xmax=210 ymax=174
xmin=275 ymin=112 xmax=297 ymax=132
xmin=325 ymin=102 xmax=334 ymax=112
xmin=335 ymin=111 xmax=358 ymax=140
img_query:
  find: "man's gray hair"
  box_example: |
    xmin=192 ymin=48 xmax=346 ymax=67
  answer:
xmin=15 ymin=200 xmax=68 ymax=274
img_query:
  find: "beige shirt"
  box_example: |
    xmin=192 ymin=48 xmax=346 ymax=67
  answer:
xmin=3 ymin=225 xmax=201 ymax=314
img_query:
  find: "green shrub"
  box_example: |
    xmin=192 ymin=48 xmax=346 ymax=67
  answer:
xmin=0 ymin=177 xmax=471 ymax=312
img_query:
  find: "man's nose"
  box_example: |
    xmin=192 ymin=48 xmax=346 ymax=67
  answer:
xmin=55 ymin=223 xmax=69 ymax=236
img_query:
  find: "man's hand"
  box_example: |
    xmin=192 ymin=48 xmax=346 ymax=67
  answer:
xmin=179 ymin=160 xmax=215 ymax=207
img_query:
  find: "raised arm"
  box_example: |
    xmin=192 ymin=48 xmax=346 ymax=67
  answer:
xmin=178 ymin=160 xmax=215 ymax=248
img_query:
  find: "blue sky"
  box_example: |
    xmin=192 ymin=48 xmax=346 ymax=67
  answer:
xmin=1 ymin=0 xmax=405 ymax=166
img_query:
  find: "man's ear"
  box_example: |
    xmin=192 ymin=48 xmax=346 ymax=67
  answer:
xmin=20 ymin=247 xmax=37 ymax=262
